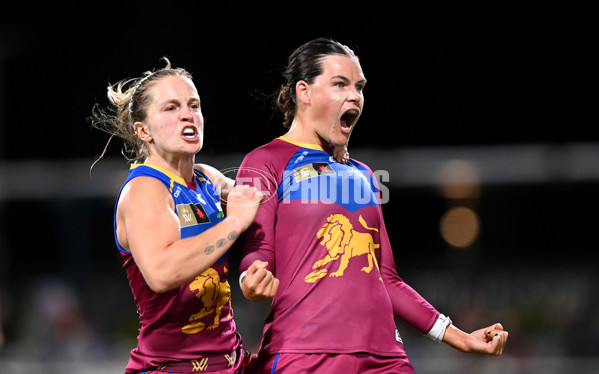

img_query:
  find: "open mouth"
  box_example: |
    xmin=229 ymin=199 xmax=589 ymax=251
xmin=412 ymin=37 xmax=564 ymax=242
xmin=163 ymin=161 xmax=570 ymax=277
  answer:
xmin=340 ymin=109 xmax=359 ymax=130
xmin=182 ymin=126 xmax=198 ymax=139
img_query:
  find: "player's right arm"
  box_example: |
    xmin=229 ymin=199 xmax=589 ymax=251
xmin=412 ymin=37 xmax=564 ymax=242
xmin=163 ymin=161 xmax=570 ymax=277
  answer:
xmin=116 ymin=176 xmax=262 ymax=293
xmin=236 ymin=148 xmax=281 ymax=302
xmin=241 ymin=260 xmax=279 ymax=302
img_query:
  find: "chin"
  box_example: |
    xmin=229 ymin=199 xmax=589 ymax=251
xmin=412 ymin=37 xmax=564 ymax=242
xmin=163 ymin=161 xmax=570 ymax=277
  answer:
xmin=331 ymin=137 xmax=349 ymax=147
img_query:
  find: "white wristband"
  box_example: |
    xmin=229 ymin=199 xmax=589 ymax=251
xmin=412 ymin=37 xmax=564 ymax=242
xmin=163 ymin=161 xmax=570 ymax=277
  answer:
xmin=427 ymin=314 xmax=452 ymax=342
xmin=239 ymin=270 xmax=248 ymax=290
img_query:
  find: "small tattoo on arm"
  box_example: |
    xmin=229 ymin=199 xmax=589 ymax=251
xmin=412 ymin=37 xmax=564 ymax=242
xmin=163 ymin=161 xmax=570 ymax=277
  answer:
xmin=206 ymin=232 xmax=237 ymax=255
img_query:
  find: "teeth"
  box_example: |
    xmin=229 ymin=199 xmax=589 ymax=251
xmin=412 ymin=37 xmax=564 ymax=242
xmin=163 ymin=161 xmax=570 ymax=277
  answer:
xmin=183 ymin=128 xmax=195 ymax=136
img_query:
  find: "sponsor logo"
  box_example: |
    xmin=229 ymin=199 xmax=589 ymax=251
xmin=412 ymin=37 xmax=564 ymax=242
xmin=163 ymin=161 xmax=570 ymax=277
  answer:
xmin=395 ymin=329 xmax=403 ymax=344
xmin=225 ymin=353 xmax=235 ymax=367
xmin=174 ymin=186 xmax=182 ymax=198
xmin=191 ymin=358 xmax=208 ymax=371
xmin=294 ymin=150 xmax=309 ymax=163
xmin=293 ymin=162 xmax=336 ymax=183
xmin=177 ymin=203 xmax=211 ymax=227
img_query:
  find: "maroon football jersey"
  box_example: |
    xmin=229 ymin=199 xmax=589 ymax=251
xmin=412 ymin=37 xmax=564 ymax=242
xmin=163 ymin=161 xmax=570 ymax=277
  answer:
xmin=115 ymin=165 xmax=240 ymax=372
xmin=237 ymin=138 xmax=439 ymax=357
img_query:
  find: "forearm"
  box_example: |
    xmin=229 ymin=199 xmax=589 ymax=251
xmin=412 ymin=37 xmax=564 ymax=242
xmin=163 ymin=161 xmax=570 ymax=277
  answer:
xmin=440 ymin=322 xmax=509 ymax=356
xmin=382 ymin=264 xmax=439 ymax=334
xmin=139 ymin=216 xmax=244 ymax=292
xmin=441 ymin=324 xmax=472 ymax=352
xmin=238 ymin=244 xmax=276 ymax=301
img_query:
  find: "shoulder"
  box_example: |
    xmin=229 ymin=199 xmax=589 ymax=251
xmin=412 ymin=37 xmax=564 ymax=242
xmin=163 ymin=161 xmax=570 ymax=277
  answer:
xmin=118 ymin=176 xmax=173 ymax=212
xmin=350 ymin=158 xmax=375 ymax=175
xmin=194 ymin=163 xmax=228 ymax=184
xmin=241 ymin=138 xmax=299 ymax=167
xmin=126 ymin=164 xmax=174 ymax=188
xmin=194 ymin=163 xmax=233 ymax=196
xmin=121 ymin=176 xmax=170 ymax=198
xmin=249 ymin=138 xmax=298 ymax=156
xmin=236 ymin=138 xmax=301 ymax=188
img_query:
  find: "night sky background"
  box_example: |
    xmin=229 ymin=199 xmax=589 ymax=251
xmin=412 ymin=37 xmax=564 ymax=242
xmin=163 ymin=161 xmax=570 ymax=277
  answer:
xmin=1 ymin=3 xmax=595 ymax=160
xmin=0 ymin=3 xmax=596 ymax=373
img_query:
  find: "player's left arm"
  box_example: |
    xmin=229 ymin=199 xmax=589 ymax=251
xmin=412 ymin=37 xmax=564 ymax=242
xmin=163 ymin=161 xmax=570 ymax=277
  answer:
xmin=357 ymin=161 xmax=440 ymax=334
xmin=368 ymin=165 xmax=509 ymax=355
xmin=380 ymin=230 xmax=509 ymax=355
xmin=442 ymin=322 xmax=508 ymax=356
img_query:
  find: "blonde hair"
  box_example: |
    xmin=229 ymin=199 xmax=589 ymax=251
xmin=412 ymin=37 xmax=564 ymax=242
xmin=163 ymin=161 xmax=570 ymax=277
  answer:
xmin=90 ymin=58 xmax=193 ymax=168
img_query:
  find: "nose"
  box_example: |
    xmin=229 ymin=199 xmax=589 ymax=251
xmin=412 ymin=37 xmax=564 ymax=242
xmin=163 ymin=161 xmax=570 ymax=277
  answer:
xmin=181 ymin=105 xmax=194 ymax=122
xmin=347 ymin=87 xmax=362 ymax=103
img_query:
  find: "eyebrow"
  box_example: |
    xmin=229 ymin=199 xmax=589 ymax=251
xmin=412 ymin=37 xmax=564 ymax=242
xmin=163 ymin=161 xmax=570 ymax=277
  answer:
xmin=332 ymin=75 xmax=367 ymax=85
xmin=157 ymin=97 xmax=200 ymax=110
xmin=161 ymin=97 xmax=200 ymax=105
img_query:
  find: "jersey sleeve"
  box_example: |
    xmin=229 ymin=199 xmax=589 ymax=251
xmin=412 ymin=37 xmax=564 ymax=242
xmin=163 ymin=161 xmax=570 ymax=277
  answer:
xmin=361 ymin=161 xmax=441 ymax=335
xmin=378 ymin=212 xmax=440 ymax=335
xmin=236 ymin=147 xmax=279 ymax=274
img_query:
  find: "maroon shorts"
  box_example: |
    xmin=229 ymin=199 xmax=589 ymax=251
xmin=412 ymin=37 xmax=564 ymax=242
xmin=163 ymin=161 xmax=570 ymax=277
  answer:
xmin=137 ymin=349 xmax=257 ymax=374
xmin=252 ymin=353 xmax=415 ymax=374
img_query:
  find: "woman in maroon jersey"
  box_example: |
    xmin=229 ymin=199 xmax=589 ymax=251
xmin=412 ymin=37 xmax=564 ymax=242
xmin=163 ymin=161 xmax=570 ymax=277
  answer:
xmin=92 ymin=58 xmax=263 ymax=374
xmin=237 ymin=38 xmax=508 ymax=374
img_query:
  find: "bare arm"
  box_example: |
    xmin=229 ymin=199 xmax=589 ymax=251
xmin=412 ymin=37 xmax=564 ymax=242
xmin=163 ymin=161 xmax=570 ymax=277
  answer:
xmin=116 ymin=177 xmax=261 ymax=293
xmin=442 ymin=322 xmax=508 ymax=356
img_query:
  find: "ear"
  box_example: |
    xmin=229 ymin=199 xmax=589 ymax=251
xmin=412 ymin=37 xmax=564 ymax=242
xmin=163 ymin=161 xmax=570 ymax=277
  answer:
xmin=295 ymin=80 xmax=311 ymax=105
xmin=134 ymin=121 xmax=152 ymax=142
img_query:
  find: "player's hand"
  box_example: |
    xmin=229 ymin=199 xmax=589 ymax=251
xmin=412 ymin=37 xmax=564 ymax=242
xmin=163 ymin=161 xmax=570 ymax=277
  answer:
xmin=333 ymin=144 xmax=349 ymax=164
xmin=476 ymin=323 xmax=509 ymax=355
xmin=241 ymin=260 xmax=279 ymax=302
xmin=225 ymin=185 xmax=263 ymax=231
xmin=443 ymin=323 xmax=508 ymax=356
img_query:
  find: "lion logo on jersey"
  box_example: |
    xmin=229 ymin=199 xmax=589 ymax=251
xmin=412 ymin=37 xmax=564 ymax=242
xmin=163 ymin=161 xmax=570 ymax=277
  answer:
xmin=182 ymin=267 xmax=232 ymax=334
xmin=305 ymin=214 xmax=381 ymax=283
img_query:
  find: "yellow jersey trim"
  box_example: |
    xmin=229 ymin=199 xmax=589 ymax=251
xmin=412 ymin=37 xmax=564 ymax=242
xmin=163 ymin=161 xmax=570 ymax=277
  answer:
xmin=130 ymin=163 xmax=187 ymax=192
xmin=278 ymin=136 xmax=324 ymax=151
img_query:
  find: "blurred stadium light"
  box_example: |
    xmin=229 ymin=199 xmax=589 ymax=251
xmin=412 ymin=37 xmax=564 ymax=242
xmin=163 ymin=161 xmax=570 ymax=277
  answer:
xmin=1 ymin=143 xmax=598 ymax=200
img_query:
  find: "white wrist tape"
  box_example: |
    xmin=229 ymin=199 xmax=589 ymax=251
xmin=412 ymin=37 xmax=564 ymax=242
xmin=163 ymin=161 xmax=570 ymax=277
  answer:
xmin=239 ymin=270 xmax=248 ymax=290
xmin=427 ymin=314 xmax=452 ymax=342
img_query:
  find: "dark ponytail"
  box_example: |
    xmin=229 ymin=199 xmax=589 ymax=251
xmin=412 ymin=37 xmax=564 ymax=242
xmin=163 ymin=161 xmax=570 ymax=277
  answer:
xmin=276 ymin=38 xmax=357 ymax=128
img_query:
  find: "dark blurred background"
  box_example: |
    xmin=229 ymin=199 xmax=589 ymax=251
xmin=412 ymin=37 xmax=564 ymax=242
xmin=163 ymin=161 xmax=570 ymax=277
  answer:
xmin=1 ymin=3 xmax=597 ymax=373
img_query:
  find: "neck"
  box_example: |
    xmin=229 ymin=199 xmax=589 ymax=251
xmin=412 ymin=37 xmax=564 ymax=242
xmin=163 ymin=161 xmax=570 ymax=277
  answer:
xmin=285 ymin=119 xmax=322 ymax=147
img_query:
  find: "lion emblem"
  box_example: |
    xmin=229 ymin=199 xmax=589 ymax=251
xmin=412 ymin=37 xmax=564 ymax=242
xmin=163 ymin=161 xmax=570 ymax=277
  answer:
xmin=182 ymin=267 xmax=232 ymax=334
xmin=305 ymin=214 xmax=381 ymax=283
